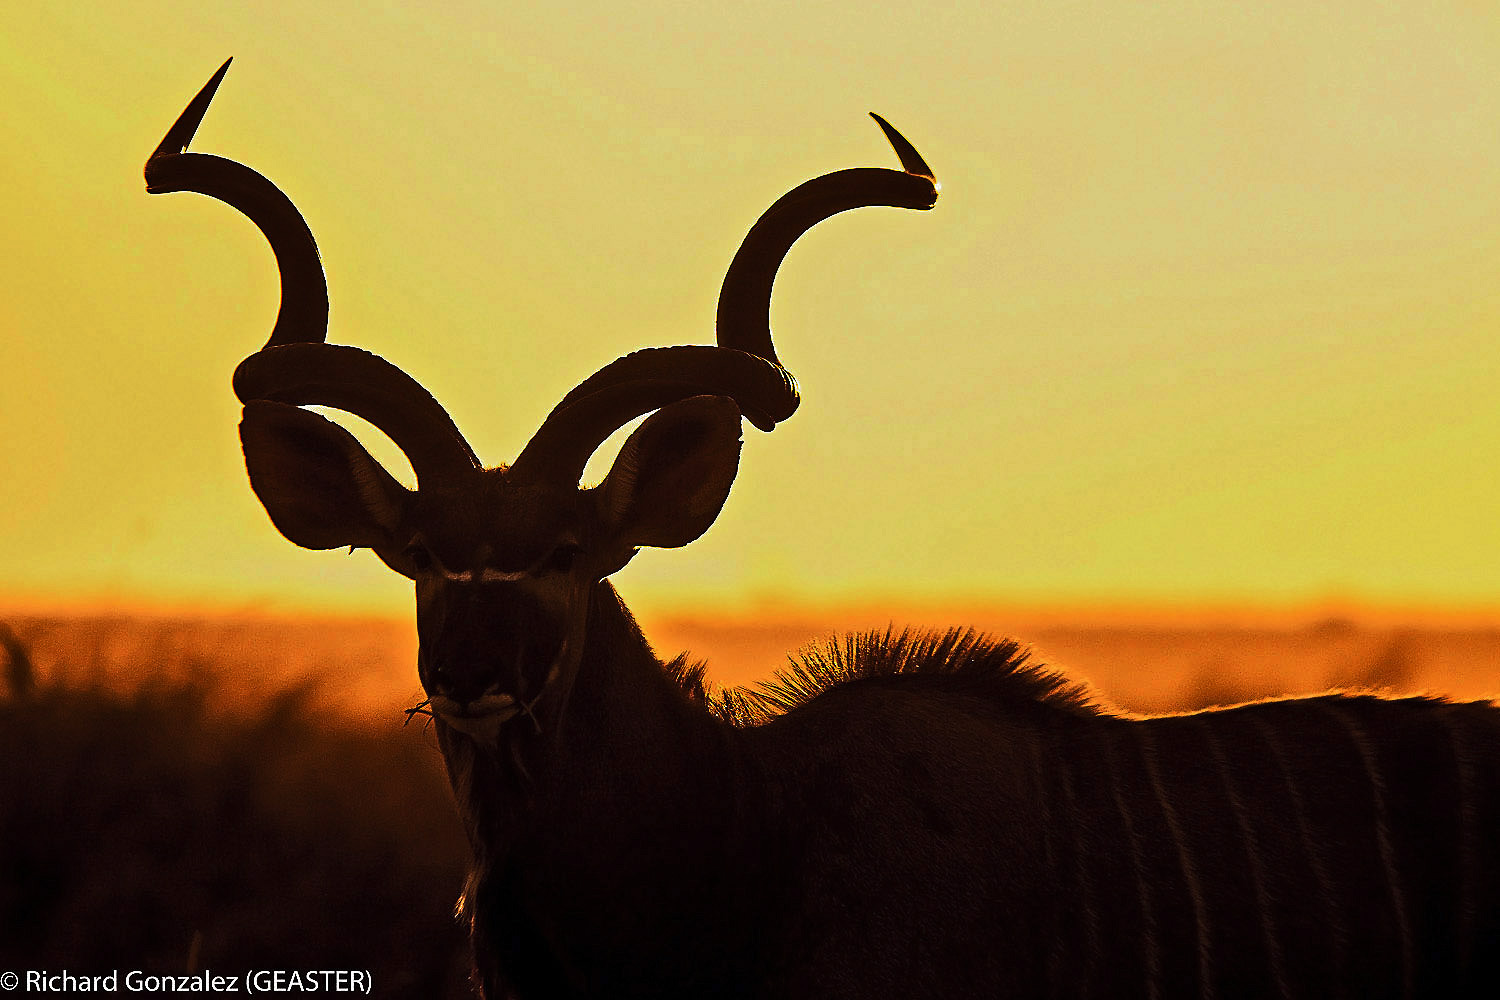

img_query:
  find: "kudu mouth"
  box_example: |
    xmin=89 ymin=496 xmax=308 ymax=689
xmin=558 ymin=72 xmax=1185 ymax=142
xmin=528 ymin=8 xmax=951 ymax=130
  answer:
xmin=424 ymin=646 xmax=569 ymax=738
xmin=418 ymin=585 xmax=582 ymax=737
xmin=428 ymin=693 xmax=526 ymax=740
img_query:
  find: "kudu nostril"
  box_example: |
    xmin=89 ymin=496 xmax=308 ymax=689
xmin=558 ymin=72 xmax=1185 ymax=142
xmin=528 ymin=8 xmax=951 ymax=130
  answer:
xmin=424 ymin=664 xmax=455 ymax=695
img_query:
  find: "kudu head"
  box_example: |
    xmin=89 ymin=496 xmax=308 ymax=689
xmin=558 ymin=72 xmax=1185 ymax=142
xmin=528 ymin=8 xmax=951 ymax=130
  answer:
xmin=146 ymin=59 xmax=937 ymax=739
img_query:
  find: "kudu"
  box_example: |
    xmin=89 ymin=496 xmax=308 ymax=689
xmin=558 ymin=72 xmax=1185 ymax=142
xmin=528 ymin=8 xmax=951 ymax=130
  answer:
xmin=148 ymin=61 xmax=1500 ymax=999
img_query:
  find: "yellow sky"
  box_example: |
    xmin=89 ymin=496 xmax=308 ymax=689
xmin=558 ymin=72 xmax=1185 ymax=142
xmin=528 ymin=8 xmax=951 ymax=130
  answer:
xmin=5 ymin=2 xmax=1500 ymax=620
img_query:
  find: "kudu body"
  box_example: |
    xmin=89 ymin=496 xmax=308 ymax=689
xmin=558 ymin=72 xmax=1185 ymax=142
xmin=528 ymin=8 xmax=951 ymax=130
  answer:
xmin=148 ymin=62 xmax=1500 ymax=999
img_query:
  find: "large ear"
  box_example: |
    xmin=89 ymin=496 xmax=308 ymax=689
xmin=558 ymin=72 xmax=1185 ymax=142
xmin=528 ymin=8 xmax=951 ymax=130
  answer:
xmin=239 ymin=399 xmax=411 ymax=554
xmin=594 ymin=395 xmax=743 ymax=551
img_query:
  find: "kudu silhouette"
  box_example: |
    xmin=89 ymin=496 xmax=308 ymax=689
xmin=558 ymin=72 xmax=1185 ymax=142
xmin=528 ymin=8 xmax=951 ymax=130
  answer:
xmin=147 ymin=60 xmax=1500 ymax=999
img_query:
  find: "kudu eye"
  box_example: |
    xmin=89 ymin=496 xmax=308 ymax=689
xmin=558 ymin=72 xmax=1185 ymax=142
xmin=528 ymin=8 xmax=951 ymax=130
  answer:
xmin=404 ymin=541 xmax=435 ymax=573
xmin=541 ymin=543 xmax=583 ymax=576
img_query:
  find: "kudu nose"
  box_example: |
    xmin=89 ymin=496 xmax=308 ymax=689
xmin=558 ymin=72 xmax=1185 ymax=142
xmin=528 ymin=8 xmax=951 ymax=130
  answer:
xmin=424 ymin=659 xmax=503 ymax=706
xmin=424 ymin=663 xmax=466 ymax=700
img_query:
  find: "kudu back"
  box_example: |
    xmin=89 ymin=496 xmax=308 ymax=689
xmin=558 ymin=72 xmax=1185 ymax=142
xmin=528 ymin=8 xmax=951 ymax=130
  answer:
xmin=147 ymin=61 xmax=1500 ymax=999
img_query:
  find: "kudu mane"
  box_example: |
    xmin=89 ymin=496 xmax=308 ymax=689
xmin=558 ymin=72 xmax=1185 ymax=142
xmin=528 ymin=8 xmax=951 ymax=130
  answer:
xmin=667 ymin=627 xmax=1101 ymax=727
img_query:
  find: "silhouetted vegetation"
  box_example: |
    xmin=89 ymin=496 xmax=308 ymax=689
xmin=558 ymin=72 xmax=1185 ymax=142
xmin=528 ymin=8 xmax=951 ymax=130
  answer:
xmin=0 ymin=629 xmax=474 ymax=998
xmin=1 ymin=622 xmax=34 ymax=698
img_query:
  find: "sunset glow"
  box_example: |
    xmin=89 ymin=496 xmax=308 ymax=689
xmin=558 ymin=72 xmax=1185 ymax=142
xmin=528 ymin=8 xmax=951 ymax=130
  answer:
xmin=6 ymin=2 xmax=1500 ymax=628
xmin=9 ymin=12 xmax=1500 ymax=987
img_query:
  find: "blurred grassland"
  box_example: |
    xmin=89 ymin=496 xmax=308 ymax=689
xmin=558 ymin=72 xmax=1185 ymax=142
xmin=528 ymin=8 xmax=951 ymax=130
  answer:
xmin=0 ymin=621 xmax=474 ymax=999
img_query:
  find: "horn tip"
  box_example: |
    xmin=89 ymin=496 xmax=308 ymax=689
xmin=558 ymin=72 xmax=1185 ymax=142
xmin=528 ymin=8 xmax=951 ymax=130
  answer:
xmin=868 ymin=112 xmax=936 ymax=182
xmin=146 ymin=57 xmax=235 ymax=172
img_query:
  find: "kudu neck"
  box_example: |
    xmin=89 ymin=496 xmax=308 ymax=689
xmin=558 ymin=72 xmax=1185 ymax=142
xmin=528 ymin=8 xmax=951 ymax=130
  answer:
xmin=553 ymin=579 xmax=727 ymax=757
xmin=456 ymin=580 xmax=761 ymax=996
xmin=444 ymin=579 xmax=738 ymax=863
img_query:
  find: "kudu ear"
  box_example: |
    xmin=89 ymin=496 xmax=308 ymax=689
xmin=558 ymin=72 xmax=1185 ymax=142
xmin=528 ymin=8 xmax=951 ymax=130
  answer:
xmin=239 ymin=400 xmax=412 ymax=558
xmin=594 ymin=396 xmax=743 ymax=552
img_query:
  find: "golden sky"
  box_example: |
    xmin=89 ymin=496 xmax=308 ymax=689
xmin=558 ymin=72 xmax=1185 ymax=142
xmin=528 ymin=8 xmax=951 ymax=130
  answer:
xmin=5 ymin=2 xmax=1500 ymax=619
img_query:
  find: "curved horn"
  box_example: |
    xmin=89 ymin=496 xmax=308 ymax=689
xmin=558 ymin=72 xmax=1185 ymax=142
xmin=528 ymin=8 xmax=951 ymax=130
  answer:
xmin=715 ymin=114 xmax=938 ymax=369
xmin=144 ymin=58 xmax=329 ymax=348
xmin=151 ymin=62 xmax=479 ymax=489
xmin=511 ymin=346 xmax=797 ymax=484
xmin=512 ymin=116 xmax=937 ymax=486
xmin=233 ymin=345 xmax=481 ymax=487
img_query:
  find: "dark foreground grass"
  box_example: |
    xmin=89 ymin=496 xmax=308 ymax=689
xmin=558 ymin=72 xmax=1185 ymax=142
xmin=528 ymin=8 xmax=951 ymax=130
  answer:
xmin=0 ymin=628 xmax=475 ymax=998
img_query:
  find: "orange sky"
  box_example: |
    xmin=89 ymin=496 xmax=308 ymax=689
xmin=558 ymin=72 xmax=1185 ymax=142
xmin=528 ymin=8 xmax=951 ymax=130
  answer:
xmin=5 ymin=2 xmax=1500 ymax=622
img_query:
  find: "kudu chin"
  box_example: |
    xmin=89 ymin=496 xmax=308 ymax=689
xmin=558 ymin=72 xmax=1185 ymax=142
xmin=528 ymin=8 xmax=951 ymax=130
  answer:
xmin=149 ymin=60 xmax=1499 ymax=1000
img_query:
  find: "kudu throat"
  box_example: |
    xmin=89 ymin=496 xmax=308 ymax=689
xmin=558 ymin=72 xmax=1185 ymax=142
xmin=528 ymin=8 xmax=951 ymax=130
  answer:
xmin=436 ymin=582 xmax=736 ymax=857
